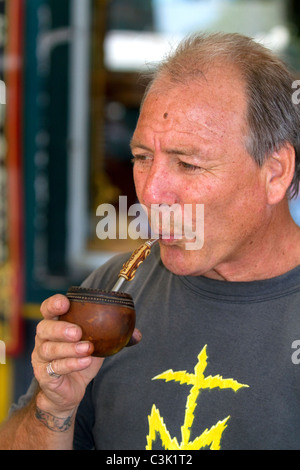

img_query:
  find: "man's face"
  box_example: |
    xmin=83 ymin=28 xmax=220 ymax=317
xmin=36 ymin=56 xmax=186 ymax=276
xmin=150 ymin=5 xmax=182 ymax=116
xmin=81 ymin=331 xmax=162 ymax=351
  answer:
xmin=130 ymin=66 xmax=269 ymax=280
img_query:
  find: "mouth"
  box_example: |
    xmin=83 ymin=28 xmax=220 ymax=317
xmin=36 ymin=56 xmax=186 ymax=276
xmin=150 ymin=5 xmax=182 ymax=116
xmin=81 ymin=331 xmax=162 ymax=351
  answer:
xmin=157 ymin=233 xmax=184 ymax=245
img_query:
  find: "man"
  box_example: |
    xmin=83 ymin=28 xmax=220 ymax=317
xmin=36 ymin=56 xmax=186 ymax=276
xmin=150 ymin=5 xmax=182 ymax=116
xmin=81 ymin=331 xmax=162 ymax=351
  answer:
xmin=1 ymin=32 xmax=300 ymax=450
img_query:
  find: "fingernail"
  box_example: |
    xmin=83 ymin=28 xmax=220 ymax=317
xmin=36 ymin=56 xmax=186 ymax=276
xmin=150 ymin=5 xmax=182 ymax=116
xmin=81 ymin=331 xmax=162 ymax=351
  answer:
xmin=76 ymin=341 xmax=90 ymax=353
xmin=65 ymin=326 xmax=79 ymax=340
xmin=78 ymin=357 xmax=91 ymax=366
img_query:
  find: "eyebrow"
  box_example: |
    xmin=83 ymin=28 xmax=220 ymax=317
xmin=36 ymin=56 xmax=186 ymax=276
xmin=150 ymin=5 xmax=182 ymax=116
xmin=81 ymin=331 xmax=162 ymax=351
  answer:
xmin=130 ymin=140 xmax=201 ymax=158
xmin=129 ymin=140 xmax=150 ymax=151
xmin=165 ymin=147 xmax=199 ymax=157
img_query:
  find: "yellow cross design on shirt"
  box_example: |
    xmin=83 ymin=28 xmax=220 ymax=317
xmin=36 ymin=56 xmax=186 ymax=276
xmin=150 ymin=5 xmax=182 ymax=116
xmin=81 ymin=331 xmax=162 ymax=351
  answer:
xmin=146 ymin=345 xmax=249 ymax=450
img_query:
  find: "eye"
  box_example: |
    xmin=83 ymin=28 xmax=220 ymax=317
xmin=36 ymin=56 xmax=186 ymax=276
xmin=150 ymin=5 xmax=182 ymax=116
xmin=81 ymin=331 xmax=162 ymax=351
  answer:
xmin=131 ymin=154 xmax=149 ymax=163
xmin=177 ymin=161 xmax=203 ymax=172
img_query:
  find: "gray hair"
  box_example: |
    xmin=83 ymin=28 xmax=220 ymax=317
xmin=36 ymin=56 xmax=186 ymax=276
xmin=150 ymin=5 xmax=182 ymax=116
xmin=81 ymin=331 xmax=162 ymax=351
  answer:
xmin=143 ymin=32 xmax=300 ymax=199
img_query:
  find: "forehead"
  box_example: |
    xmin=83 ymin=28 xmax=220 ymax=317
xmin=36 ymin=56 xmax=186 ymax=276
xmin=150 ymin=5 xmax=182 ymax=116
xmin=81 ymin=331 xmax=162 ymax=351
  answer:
xmin=135 ymin=65 xmax=248 ymax=144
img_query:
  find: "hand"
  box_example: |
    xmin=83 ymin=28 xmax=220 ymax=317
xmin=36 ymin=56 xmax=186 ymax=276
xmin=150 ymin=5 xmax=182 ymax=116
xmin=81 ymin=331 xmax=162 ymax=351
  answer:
xmin=32 ymin=294 xmax=103 ymax=416
xmin=32 ymin=294 xmax=142 ymax=417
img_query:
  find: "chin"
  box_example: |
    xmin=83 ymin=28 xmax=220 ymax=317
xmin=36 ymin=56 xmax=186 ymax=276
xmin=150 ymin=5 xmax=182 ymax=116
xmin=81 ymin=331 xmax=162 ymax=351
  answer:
xmin=159 ymin=243 xmax=205 ymax=276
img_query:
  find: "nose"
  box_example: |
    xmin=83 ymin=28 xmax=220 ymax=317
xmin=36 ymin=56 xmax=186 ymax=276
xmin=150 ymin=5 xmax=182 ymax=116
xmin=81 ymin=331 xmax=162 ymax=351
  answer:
xmin=139 ymin=159 xmax=178 ymax=207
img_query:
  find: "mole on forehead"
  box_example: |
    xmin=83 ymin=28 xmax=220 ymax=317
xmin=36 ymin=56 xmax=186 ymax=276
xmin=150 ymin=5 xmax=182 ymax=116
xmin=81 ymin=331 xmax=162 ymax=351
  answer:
xmin=163 ymin=112 xmax=168 ymax=119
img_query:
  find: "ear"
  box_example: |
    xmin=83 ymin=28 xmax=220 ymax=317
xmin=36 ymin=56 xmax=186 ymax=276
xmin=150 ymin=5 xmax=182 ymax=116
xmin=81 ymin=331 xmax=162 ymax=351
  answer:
xmin=264 ymin=143 xmax=295 ymax=205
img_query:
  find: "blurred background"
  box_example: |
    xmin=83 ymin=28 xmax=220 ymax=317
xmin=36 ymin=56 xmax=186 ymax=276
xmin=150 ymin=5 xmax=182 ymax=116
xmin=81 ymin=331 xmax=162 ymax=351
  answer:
xmin=1 ymin=0 xmax=300 ymax=423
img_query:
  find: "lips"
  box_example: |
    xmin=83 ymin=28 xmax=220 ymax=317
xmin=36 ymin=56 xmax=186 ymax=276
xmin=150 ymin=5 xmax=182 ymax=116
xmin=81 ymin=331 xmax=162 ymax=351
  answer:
xmin=146 ymin=203 xmax=200 ymax=245
xmin=149 ymin=217 xmax=184 ymax=240
xmin=150 ymin=221 xmax=187 ymax=244
xmin=157 ymin=233 xmax=185 ymax=246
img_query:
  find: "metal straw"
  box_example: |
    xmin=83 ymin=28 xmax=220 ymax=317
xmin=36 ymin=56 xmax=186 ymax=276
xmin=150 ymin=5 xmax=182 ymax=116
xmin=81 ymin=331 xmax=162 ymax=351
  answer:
xmin=111 ymin=239 xmax=158 ymax=292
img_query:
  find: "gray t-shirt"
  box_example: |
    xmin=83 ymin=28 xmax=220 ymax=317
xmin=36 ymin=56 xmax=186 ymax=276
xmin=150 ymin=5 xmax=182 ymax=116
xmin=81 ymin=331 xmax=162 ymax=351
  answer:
xmin=73 ymin=244 xmax=300 ymax=450
xmin=11 ymin=244 xmax=300 ymax=449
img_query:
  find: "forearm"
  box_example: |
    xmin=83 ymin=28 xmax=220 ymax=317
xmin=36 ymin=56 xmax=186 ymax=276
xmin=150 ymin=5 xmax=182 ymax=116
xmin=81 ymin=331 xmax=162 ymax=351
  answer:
xmin=0 ymin=392 xmax=75 ymax=450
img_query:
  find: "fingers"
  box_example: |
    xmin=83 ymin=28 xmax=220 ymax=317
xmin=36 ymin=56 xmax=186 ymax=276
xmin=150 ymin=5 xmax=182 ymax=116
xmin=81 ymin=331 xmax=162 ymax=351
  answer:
xmin=40 ymin=294 xmax=70 ymax=320
xmin=31 ymin=294 xmax=104 ymax=417
xmin=36 ymin=319 xmax=82 ymax=343
xmin=38 ymin=338 xmax=94 ymax=363
xmin=33 ymin=338 xmax=95 ymax=384
xmin=46 ymin=356 xmax=93 ymax=378
xmin=34 ymin=294 xmax=95 ymax=379
xmin=126 ymin=328 xmax=142 ymax=347
xmin=34 ymin=318 xmax=94 ymax=372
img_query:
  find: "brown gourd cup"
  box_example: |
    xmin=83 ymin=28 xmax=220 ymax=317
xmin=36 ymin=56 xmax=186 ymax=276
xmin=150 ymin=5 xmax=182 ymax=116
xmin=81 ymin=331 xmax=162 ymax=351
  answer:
xmin=60 ymin=286 xmax=136 ymax=357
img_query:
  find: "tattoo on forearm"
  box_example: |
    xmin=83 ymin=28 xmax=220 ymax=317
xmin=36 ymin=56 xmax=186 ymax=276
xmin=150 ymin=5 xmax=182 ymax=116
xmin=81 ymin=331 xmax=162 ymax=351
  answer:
xmin=35 ymin=406 xmax=73 ymax=432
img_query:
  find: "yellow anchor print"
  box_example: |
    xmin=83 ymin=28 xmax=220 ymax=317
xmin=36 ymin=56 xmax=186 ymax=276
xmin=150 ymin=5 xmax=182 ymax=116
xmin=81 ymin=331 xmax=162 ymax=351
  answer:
xmin=146 ymin=345 xmax=249 ymax=450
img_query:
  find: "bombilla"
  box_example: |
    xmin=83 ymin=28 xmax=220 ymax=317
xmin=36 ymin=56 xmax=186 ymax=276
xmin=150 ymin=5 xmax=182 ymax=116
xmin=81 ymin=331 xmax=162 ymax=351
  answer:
xmin=111 ymin=239 xmax=159 ymax=292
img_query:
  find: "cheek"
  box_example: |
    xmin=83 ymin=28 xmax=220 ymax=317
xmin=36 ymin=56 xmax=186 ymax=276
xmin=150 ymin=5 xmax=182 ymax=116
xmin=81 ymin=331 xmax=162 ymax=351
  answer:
xmin=197 ymin=173 xmax=266 ymax=228
xmin=133 ymin=168 xmax=145 ymax=200
xmin=214 ymin=185 xmax=267 ymax=239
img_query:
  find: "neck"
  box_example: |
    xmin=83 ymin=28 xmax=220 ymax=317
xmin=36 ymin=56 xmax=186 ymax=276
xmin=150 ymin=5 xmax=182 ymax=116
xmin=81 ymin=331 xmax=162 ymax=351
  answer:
xmin=206 ymin=200 xmax=300 ymax=282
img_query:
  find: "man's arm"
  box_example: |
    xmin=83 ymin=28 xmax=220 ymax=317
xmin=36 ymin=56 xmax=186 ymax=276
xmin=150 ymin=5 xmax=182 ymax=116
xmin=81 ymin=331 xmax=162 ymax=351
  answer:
xmin=0 ymin=295 xmax=103 ymax=450
xmin=0 ymin=391 xmax=75 ymax=450
xmin=0 ymin=294 xmax=141 ymax=450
